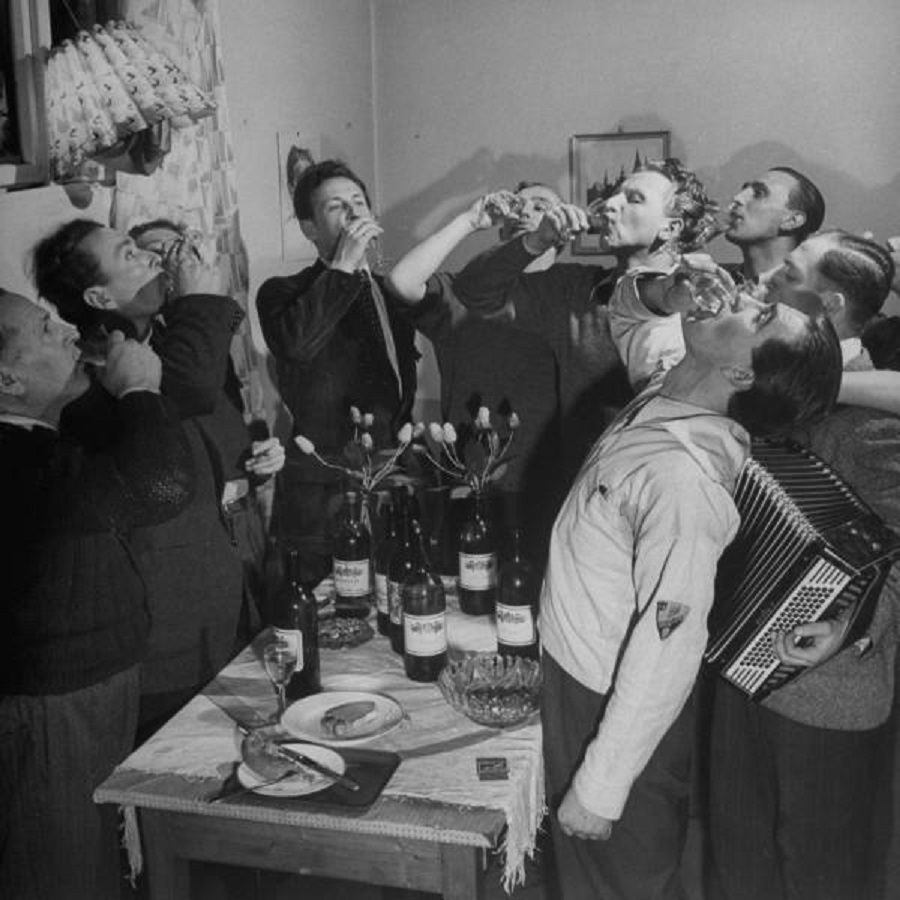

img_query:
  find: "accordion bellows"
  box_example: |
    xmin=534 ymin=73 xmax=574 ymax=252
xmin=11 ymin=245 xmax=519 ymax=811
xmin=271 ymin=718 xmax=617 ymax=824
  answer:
xmin=706 ymin=440 xmax=900 ymax=700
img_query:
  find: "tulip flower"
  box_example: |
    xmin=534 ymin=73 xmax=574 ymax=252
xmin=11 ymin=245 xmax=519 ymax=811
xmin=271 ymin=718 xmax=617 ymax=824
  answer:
xmin=294 ymin=435 xmax=316 ymax=455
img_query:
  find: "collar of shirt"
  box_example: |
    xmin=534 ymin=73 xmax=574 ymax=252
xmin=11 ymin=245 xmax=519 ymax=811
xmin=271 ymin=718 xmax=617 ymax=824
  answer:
xmin=840 ymin=336 xmax=863 ymax=368
xmin=0 ymin=413 xmax=58 ymax=432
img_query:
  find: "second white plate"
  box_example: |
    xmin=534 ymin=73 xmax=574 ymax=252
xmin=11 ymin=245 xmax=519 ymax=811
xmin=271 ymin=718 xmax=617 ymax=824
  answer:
xmin=281 ymin=690 xmax=403 ymax=746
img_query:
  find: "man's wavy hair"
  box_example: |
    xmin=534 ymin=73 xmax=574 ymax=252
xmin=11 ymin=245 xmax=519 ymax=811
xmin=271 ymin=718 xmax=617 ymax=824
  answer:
xmin=727 ymin=309 xmax=842 ymax=437
xmin=640 ymin=158 xmax=721 ymax=253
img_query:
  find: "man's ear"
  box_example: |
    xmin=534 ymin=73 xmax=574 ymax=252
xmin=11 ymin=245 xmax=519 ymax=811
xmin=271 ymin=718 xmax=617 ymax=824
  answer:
xmin=83 ymin=285 xmax=111 ymax=310
xmin=721 ymin=364 xmax=755 ymax=393
xmin=780 ymin=209 xmax=806 ymax=236
xmin=299 ymin=218 xmax=318 ymax=244
xmin=0 ymin=366 xmax=25 ymax=397
xmin=819 ymin=289 xmax=846 ymax=320
xmin=660 ymin=218 xmax=684 ymax=244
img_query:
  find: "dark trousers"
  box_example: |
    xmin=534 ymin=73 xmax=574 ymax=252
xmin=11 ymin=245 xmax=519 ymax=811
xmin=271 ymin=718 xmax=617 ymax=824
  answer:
xmin=0 ymin=666 xmax=140 ymax=900
xmin=707 ymin=679 xmax=891 ymax=900
xmin=276 ymin=466 xmax=341 ymax=585
xmin=542 ymin=651 xmax=694 ymax=900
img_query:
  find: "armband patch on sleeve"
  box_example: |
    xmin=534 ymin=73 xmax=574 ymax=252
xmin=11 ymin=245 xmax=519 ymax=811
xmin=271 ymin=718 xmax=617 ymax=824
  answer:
xmin=656 ymin=601 xmax=690 ymax=639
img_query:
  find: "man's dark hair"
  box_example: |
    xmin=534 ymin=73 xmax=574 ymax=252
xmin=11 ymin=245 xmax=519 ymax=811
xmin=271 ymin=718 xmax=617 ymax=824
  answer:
xmin=862 ymin=315 xmax=900 ymax=372
xmin=291 ymin=159 xmax=371 ymax=222
xmin=640 ymin=158 xmax=721 ymax=252
xmin=128 ymin=218 xmax=185 ymax=241
xmin=816 ymin=230 xmax=895 ymax=333
xmin=31 ymin=218 xmax=105 ymax=330
xmin=728 ymin=310 xmax=842 ymax=437
xmin=771 ymin=166 xmax=825 ymax=243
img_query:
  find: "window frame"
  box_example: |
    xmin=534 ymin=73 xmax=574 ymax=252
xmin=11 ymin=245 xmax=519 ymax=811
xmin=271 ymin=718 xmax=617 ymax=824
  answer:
xmin=0 ymin=0 xmax=51 ymax=189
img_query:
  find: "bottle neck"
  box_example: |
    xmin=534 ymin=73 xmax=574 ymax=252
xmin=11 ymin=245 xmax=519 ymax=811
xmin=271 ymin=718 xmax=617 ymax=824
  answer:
xmin=285 ymin=549 xmax=301 ymax=586
xmin=510 ymin=528 xmax=524 ymax=562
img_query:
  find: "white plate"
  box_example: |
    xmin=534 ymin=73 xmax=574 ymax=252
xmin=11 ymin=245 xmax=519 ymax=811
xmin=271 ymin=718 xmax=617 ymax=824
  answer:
xmin=237 ymin=742 xmax=346 ymax=797
xmin=281 ymin=690 xmax=403 ymax=746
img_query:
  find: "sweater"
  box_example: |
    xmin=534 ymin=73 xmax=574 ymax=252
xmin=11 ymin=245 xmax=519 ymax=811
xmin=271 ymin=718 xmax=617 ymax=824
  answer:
xmin=453 ymin=237 xmax=633 ymax=479
xmin=0 ymin=393 xmax=193 ymax=695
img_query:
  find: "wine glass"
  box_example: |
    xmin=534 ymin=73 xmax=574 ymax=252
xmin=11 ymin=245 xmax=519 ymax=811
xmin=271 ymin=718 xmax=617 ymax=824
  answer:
xmin=262 ymin=640 xmax=298 ymax=720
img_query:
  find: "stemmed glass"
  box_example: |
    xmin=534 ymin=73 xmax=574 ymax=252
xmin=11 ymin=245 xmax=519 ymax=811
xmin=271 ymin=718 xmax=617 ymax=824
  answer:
xmin=262 ymin=640 xmax=298 ymax=721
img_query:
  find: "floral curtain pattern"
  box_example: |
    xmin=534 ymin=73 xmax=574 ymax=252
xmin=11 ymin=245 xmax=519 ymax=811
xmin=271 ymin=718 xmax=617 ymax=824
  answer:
xmin=45 ymin=20 xmax=216 ymax=180
xmin=111 ymin=0 xmax=264 ymax=424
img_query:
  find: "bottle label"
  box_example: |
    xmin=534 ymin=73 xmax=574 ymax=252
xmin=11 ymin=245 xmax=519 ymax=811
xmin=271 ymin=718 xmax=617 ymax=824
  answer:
xmin=273 ymin=627 xmax=305 ymax=671
xmin=388 ymin=580 xmax=403 ymax=624
xmin=334 ymin=558 xmax=371 ymax=597
xmin=496 ymin=603 xmax=536 ymax=646
xmin=404 ymin=612 xmax=448 ymax=656
xmin=459 ymin=552 xmax=497 ymax=590
xmin=375 ymin=572 xmax=389 ymax=614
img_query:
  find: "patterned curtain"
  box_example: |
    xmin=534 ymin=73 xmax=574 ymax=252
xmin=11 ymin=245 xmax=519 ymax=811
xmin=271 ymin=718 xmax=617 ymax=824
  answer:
xmin=111 ymin=0 xmax=264 ymax=425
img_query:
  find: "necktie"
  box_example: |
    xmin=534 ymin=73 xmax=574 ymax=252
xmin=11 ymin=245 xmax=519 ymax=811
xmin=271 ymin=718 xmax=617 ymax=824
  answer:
xmin=362 ymin=272 xmax=402 ymax=395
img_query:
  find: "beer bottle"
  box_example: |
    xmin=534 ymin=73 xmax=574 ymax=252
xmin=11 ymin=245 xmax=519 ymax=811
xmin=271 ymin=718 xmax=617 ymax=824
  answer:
xmin=273 ymin=549 xmax=321 ymax=701
xmin=373 ymin=493 xmax=399 ymax=636
xmin=458 ymin=491 xmax=497 ymax=615
xmin=387 ymin=492 xmax=420 ymax=655
xmin=402 ymin=520 xmax=447 ymax=682
xmin=333 ymin=490 xmax=372 ymax=617
xmin=496 ymin=528 xmax=540 ymax=660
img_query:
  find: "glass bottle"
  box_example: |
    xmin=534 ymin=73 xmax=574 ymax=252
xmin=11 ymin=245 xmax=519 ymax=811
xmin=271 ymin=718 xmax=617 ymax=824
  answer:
xmin=373 ymin=493 xmax=399 ymax=636
xmin=333 ymin=490 xmax=372 ymax=618
xmin=496 ymin=528 xmax=540 ymax=660
xmin=387 ymin=492 xmax=420 ymax=655
xmin=272 ymin=548 xmax=321 ymax=701
xmin=458 ymin=491 xmax=497 ymax=615
xmin=402 ymin=520 xmax=447 ymax=682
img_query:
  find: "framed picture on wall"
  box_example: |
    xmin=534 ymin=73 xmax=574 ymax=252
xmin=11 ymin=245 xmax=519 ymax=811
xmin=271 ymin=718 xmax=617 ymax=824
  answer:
xmin=569 ymin=130 xmax=670 ymax=255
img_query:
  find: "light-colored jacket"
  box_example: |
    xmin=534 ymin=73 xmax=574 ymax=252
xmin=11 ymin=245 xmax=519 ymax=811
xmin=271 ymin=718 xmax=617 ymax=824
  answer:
xmin=540 ymin=390 xmax=749 ymax=819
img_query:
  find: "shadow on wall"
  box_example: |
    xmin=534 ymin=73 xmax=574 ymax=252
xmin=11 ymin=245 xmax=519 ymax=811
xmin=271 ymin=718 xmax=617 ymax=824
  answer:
xmin=379 ymin=132 xmax=900 ymax=276
xmin=378 ymin=147 xmax=574 ymax=273
xmin=697 ymin=140 xmax=900 ymax=254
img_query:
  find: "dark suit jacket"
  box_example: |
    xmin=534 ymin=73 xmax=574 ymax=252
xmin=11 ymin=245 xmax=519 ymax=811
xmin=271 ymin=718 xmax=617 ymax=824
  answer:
xmin=257 ymin=261 xmax=418 ymax=480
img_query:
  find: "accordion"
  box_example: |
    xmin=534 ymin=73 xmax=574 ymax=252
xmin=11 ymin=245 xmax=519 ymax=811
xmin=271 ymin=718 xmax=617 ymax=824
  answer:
xmin=705 ymin=440 xmax=900 ymax=700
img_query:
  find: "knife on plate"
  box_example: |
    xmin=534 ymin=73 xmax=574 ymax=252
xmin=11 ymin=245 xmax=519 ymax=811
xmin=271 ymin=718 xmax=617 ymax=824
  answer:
xmin=266 ymin=739 xmax=360 ymax=792
xmin=210 ymin=704 xmax=361 ymax=792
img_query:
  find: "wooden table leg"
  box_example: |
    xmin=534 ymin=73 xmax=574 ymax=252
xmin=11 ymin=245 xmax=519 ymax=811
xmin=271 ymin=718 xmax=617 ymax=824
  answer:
xmin=440 ymin=844 xmax=485 ymax=900
xmin=140 ymin=811 xmax=191 ymax=900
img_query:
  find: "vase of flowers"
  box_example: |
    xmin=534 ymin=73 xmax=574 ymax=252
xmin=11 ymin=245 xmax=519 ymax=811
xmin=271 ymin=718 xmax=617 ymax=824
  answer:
xmin=415 ymin=407 xmax=518 ymax=615
xmin=295 ymin=408 xmax=412 ymax=616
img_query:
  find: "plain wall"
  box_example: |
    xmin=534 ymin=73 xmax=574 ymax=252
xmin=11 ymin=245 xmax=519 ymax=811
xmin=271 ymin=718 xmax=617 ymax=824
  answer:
xmin=218 ymin=0 xmax=900 ymax=423
xmin=218 ymin=0 xmax=377 ymax=431
xmin=373 ymin=0 xmax=900 ymax=268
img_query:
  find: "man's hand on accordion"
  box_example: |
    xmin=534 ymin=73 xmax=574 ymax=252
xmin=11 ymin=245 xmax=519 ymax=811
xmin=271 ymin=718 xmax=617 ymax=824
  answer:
xmin=772 ymin=619 xmax=851 ymax=669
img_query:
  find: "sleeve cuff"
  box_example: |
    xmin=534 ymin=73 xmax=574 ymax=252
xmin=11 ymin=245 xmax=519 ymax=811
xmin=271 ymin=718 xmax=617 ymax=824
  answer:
xmin=571 ymin=766 xmax=631 ymax=821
